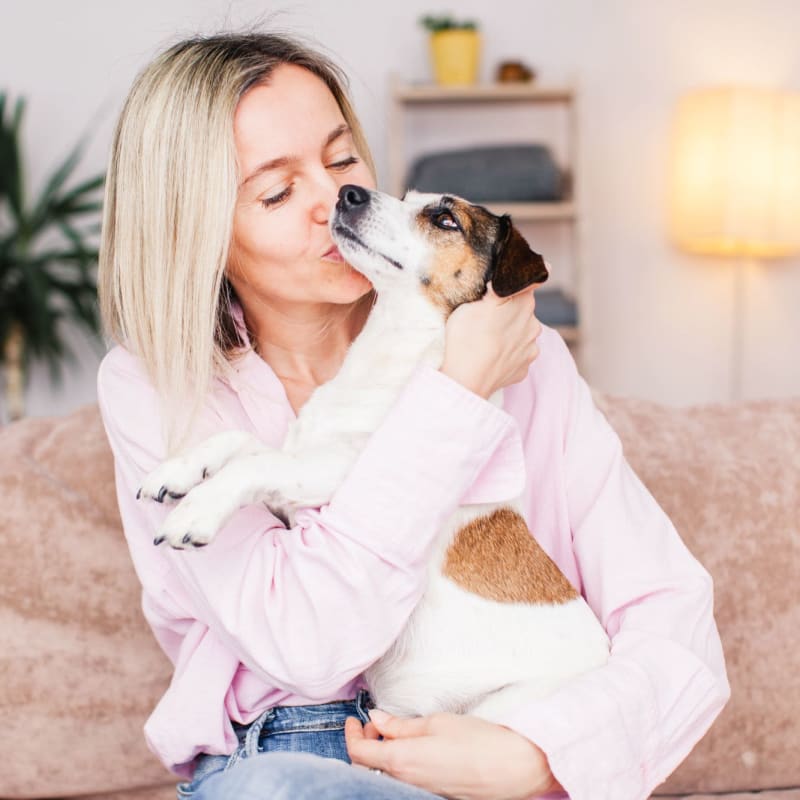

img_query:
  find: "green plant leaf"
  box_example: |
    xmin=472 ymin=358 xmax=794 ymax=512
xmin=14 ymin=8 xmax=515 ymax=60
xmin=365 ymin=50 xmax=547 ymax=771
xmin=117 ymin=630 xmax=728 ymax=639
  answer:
xmin=58 ymin=173 xmax=104 ymax=206
xmin=418 ymin=14 xmax=477 ymax=31
xmin=24 ymin=248 xmax=95 ymax=268
xmin=57 ymin=220 xmax=88 ymax=252
xmin=0 ymin=92 xmax=25 ymax=222
xmin=27 ymin=139 xmax=85 ymax=235
xmin=0 ymin=94 xmax=105 ymax=386
xmin=54 ymin=200 xmax=103 ymax=216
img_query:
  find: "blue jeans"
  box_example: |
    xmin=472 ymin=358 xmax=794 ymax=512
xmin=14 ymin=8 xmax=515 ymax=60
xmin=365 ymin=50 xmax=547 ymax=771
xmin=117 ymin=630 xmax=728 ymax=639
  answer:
xmin=177 ymin=691 xmax=441 ymax=799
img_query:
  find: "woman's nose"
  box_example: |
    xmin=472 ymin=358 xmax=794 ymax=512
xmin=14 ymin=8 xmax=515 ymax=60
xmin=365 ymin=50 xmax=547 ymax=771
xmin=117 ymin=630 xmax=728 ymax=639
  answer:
xmin=311 ymin=170 xmax=346 ymax=224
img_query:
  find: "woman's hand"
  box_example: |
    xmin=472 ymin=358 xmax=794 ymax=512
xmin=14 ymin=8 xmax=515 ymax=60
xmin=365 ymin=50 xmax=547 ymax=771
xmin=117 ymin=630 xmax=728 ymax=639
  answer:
xmin=345 ymin=709 xmax=561 ymax=800
xmin=439 ymin=284 xmax=543 ymax=399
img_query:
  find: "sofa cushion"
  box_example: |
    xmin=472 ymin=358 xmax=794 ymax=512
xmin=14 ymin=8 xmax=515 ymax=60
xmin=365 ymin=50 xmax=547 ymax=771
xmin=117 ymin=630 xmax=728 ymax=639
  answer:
xmin=658 ymin=793 xmax=800 ymax=800
xmin=596 ymin=393 xmax=800 ymax=795
xmin=72 ymin=787 xmax=176 ymax=800
xmin=0 ymin=406 xmax=175 ymax=798
xmin=2 ymin=394 xmax=798 ymax=798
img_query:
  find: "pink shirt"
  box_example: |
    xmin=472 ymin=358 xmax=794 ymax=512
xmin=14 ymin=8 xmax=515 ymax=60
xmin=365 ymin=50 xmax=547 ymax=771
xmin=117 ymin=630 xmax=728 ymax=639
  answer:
xmin=97 ymin=325 xmax=729 ymax=799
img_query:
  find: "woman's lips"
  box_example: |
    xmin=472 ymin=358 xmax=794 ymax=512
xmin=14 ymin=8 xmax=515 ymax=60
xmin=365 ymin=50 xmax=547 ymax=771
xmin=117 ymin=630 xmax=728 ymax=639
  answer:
xmin=322 ymin=243 xmax=371 ymax=284
xmin=322 ymin=245 xmax=345 ymax=263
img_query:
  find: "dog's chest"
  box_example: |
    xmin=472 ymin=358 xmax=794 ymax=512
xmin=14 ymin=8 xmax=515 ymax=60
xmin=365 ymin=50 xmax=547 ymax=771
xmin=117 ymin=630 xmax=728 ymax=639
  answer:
xmin=283 ymin=298 xmax=445 ymax=455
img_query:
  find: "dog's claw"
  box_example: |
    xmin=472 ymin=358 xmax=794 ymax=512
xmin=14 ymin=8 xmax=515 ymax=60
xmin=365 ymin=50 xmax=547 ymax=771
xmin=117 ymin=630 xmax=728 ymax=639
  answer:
xmin=153 ymin=535 xmax=165 ymax=546
xmin=167 ymin=491 xmax=185 ymax=500
xmin=156 ymin=486 xmax=168 ymax=503
xmin=136 ymin=487 xmax=142 ymax=500
xmin=182 ymin=533 xmax=193 ymax=545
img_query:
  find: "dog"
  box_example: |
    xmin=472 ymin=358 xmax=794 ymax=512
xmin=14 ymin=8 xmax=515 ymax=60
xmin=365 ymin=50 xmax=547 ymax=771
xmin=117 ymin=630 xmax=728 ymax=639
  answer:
xmin=139 ymin=185 xmax=610 ymax=720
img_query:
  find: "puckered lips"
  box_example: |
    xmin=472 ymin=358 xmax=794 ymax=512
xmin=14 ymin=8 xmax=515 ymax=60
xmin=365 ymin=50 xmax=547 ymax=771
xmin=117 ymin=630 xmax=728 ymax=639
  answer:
xmin=322 ymin=244 xmax=345 ymax=263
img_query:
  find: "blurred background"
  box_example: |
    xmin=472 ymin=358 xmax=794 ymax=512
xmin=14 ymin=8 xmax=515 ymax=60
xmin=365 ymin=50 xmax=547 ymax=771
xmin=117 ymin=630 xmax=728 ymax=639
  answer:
xmin=2 ymin=0 xmax=799 ymax=421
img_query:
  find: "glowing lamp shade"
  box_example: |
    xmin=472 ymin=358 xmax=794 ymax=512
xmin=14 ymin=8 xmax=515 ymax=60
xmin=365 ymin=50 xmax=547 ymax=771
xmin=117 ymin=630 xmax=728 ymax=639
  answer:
xmin=669 ymin=87 xmax=800 ymax=258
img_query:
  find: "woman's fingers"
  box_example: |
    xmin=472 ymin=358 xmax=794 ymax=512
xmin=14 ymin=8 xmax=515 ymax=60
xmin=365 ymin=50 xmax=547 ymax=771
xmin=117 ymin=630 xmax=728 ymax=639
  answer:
xmin=440 ymin=281 xmax=543 ymax=398
xmin=347 ymin=711 xmax=559 ymax=799
xmin=363 ymin=720 xmax=381 ymax=740
xmin=345 ymin=716 xmax=408 ymax=773
xmin=346 ymin=713 xmax=436 ymax=769
xmin=367 ymin=709 xmax=431 ymax=739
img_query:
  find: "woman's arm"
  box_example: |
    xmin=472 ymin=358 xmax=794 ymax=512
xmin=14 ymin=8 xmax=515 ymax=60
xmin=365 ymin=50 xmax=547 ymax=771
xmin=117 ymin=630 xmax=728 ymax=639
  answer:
xmin=485 ymin=335 xmax=731 ymax=799
xmin=98 ymin=347 xmax=526 ymax=699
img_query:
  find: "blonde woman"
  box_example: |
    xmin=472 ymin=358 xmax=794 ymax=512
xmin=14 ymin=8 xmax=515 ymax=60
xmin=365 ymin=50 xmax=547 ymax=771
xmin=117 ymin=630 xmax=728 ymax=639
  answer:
xmin=97 ymin=32 xmax=729 ymax=800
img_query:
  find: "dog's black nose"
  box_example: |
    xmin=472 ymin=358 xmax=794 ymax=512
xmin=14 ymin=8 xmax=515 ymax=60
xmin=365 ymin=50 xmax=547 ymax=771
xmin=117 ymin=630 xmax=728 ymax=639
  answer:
xmin=337 ymin=184 xmax=370 ymax=213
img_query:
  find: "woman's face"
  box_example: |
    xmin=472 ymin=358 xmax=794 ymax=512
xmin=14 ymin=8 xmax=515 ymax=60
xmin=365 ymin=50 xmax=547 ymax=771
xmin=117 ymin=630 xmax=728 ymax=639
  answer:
xmin=228 ymin=64 xmax=376 ymax=312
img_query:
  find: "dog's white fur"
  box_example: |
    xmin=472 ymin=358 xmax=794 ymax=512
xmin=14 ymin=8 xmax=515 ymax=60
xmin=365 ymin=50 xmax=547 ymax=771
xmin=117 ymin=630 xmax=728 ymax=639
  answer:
xmin=140 ymin=189 xmax=609 ymax=719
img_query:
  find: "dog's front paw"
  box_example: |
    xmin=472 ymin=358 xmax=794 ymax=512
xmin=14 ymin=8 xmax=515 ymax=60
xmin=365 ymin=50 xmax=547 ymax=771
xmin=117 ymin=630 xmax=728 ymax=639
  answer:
xmin=152 ymin=480 xmax=233 ymax=549
xmin=138 ymin=457 xmax=210 ymax=504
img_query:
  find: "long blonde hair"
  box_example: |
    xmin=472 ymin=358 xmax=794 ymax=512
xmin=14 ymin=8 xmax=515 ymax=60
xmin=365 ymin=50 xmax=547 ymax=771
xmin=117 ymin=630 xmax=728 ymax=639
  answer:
xmin=98 ymin=32 xmax=375 ymax=453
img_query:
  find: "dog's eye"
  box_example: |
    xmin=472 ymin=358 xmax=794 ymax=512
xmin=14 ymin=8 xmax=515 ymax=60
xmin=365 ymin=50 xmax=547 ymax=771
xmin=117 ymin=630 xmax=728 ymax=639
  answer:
xmin=433 ymin=211 xmax=459 ymax=231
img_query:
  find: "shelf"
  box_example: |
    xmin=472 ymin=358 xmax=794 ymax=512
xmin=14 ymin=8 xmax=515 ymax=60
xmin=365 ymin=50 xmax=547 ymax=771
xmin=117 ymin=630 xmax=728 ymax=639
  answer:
xmin=389 ymin=77 xmax=582 ymax=351
xmin=481 ymin=201 xmax=576 ymax=221
xmin=535 ymin=288 xmax=579 ymax=329
xmin=394 ymin=82 xmax=574 ymax=104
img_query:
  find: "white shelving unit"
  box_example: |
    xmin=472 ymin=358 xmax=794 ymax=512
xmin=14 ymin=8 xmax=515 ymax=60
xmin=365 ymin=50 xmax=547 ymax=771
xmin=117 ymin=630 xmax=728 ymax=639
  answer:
xmin=388 ymin=78 xmax=580 ymax=345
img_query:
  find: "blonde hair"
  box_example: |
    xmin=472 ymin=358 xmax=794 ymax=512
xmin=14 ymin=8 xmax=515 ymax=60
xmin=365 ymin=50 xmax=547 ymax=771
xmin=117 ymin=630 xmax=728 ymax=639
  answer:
xmin=99 ymin=32 xmax=375 ymax=453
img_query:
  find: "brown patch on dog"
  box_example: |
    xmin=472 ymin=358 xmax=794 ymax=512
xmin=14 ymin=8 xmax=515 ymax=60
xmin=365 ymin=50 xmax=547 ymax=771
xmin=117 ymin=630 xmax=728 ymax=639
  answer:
xmin=413 ymin=197 xmax=501 ymax=314
xmin=441 ymin=508 xmax=579 ymax=604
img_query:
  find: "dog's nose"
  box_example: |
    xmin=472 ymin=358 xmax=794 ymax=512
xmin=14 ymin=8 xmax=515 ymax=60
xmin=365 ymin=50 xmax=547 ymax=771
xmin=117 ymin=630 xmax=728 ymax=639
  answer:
xmin=337 ymin=184 xmax=370 ymax=213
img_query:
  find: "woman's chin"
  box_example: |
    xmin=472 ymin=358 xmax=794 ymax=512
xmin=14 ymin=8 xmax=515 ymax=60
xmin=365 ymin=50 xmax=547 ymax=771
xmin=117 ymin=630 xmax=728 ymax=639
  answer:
xmin=319 ymin=257 xmax=373 ymax=302
xmin=341 ymin=263 xmax=374 ymax=295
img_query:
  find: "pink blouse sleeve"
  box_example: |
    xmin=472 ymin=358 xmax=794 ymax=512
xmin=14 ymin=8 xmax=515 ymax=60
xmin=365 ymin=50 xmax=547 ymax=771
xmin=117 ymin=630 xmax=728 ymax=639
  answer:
xmin=488 ymin=338 xmax=731 ymax=799
xmin=97 ymin=349 xmax=525 ymax=699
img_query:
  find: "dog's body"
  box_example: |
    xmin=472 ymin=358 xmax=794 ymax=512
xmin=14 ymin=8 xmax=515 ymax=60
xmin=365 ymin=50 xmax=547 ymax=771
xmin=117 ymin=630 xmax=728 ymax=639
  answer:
xmin=140 ymin=186 xmax=609 ymax=719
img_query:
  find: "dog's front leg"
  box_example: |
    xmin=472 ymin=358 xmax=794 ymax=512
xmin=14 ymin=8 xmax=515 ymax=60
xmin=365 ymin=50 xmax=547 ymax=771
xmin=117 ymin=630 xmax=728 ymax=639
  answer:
xmin=138 ymin=431 xmax=266 ymax=503
xmin=155 ymin=444 xmax=354 ymax=549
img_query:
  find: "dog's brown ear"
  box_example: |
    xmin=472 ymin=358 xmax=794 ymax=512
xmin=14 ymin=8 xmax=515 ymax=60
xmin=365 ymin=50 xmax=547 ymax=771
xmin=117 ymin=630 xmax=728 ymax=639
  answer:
xmin=488 ymin=215 xmax=549 ymax=297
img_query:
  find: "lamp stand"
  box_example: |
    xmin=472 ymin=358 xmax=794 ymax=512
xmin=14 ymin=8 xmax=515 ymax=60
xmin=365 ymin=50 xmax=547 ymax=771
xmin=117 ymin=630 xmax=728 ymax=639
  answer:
xmin=730 ymin=257 xmax=757 ymax=403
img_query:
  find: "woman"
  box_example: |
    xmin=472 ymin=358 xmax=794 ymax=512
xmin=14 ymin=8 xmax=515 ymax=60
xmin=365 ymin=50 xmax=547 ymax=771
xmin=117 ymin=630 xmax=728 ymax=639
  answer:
xmin=97 ymin=32 xmax=729 ymax=800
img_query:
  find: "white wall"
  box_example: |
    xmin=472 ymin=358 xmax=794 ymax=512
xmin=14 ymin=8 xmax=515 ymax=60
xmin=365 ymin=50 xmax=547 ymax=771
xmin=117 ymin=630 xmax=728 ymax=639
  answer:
xmin=3 ymin=0 xmax=799 ymax=420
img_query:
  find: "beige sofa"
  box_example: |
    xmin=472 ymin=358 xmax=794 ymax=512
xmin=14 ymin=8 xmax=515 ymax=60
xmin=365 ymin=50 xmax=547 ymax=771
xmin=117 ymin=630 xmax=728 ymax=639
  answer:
xmin=1 ymin=394 xmax=798 ymax=800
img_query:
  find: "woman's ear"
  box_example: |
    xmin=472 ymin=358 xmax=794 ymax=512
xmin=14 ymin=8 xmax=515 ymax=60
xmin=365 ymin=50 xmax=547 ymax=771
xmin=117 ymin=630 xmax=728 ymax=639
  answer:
xmin=488 ymin=215 xmax=549 ymax=297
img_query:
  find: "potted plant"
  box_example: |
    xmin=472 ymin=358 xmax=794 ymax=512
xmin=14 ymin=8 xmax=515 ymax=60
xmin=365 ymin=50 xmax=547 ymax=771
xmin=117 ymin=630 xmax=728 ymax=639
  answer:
xmin=0 ymin=92 xmax=105 ymax=422
xmin=419 ymin=15 xmax=481 ymax=86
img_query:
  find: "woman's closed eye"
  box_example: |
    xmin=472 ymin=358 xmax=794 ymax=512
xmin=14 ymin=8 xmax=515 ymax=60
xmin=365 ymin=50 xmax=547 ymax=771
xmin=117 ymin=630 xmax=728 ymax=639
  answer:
xmin=328 ymin=155 xmax=360 ymax=171
xmin=260 ymin=185 xmax=292 ymax=208
xmin=259 ymin=156 xmax=361 ymax=209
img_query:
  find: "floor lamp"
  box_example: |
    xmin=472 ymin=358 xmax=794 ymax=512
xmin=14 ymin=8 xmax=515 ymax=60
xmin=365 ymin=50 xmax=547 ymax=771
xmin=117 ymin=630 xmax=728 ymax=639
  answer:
xmin=668 ymin=86 xmax=800 ymax=401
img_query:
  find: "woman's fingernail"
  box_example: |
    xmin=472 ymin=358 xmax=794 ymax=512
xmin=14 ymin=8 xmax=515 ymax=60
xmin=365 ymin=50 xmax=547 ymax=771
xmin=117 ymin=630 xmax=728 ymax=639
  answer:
xmin=368 ymin=709 xmax=390 ymax=724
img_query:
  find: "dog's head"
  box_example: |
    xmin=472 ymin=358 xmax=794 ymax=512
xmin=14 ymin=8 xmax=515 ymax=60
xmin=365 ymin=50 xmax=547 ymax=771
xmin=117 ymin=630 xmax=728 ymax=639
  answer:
xmin=331 ymin=185 xmax=548 ymax=313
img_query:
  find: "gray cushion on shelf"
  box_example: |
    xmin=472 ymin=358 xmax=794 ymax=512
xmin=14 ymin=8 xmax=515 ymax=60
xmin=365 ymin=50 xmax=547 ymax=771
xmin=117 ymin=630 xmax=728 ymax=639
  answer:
xmin=406 ymin=144 xmax=563 ymax=203
xmin=534 ymin=288 xmax=578 ymax=327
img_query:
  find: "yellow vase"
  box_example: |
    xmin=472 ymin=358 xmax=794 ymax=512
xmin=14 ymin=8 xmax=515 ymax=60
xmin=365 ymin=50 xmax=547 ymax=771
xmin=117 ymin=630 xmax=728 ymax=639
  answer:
xmin=429 ymin=29 xmax=481 ymax=86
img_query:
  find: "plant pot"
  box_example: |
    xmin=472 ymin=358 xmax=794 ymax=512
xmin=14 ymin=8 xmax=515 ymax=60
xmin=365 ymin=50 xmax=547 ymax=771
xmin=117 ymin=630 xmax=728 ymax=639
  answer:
xmin=2 ymin=322 xmax=25 ymax=423
xmin=429 ymin=29 xmax=481 ymax=86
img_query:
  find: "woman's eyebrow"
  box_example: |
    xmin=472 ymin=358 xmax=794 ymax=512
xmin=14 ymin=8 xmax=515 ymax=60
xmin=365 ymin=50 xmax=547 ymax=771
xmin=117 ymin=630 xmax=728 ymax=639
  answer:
xmin=324 ymin=123 xmax=351 ymax=148
xmin=241 ymin=124 xmax=352 ymax=188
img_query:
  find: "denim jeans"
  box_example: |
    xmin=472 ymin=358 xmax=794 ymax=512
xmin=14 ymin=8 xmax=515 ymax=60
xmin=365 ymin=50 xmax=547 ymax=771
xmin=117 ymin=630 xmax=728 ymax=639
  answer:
xmin=176 ymin=690 xmax=442 ymax=799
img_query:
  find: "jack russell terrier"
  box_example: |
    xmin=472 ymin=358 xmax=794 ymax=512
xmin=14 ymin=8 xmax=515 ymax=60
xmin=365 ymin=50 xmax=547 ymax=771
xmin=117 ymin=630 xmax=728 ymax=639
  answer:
xmin=139 ymin=185 xmax=610 ymax=720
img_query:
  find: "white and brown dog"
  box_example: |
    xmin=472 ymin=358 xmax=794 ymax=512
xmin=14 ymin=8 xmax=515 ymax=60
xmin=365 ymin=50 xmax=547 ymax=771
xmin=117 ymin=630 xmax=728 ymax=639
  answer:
xmin=139 ymin=186 xmax=610 ymax=720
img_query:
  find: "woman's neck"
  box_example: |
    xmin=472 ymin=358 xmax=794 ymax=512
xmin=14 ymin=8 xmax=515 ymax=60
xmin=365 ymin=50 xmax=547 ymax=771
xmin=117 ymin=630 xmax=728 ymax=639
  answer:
xmin=244 ymin=292 xmax=374 ymax=388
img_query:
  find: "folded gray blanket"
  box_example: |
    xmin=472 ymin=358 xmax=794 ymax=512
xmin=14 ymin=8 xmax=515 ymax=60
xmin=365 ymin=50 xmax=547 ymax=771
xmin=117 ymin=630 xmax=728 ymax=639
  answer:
xmin=406 ymin=144 xmax=563 ymax=202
